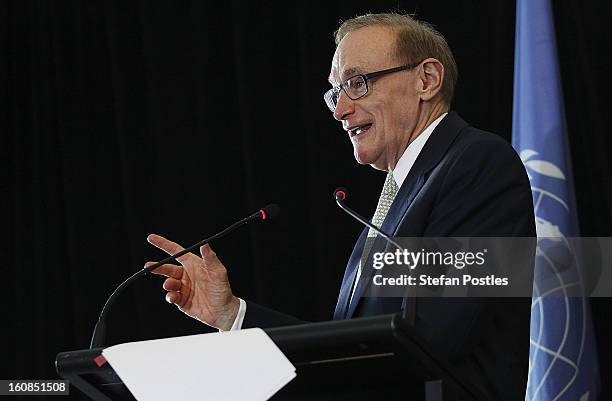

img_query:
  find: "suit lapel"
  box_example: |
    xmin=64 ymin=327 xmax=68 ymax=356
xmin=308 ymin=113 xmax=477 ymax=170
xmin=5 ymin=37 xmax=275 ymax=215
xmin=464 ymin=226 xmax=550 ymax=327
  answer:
xmin=343 ymin=174 xmax=423 ymax=318
xmin=333 ymin=227 xmax=368 ymax=320
xmin=344 ymin=235 xmax=382 ymax=318
xmin=383 ymin=112 xmax=470 ymax=236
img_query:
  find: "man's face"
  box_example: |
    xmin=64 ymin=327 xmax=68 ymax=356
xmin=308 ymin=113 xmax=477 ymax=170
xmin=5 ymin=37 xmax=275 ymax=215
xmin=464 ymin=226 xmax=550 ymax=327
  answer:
xmin=329 ymin=26 xmax=421 ymax=171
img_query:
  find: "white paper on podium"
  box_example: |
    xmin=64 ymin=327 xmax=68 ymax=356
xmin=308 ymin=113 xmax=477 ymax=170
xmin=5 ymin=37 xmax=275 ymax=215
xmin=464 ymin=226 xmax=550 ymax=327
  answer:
xmin=102 ymin=328 xmax=296 ymax=401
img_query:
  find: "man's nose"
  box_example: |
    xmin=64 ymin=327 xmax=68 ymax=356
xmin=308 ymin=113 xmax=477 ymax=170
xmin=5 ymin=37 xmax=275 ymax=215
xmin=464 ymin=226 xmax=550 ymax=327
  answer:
xmin=333 ymin=90 xmax=355 ymax=121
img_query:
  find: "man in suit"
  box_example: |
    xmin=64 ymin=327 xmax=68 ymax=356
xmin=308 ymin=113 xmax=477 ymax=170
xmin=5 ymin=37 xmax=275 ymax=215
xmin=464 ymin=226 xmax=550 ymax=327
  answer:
xmin=147 ymin=13 xmax=534 ymax=400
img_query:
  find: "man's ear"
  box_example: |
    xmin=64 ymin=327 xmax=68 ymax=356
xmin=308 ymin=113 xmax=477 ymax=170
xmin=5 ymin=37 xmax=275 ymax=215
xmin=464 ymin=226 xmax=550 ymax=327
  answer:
xmin=416 ymin=58 xmax=444 ymax=102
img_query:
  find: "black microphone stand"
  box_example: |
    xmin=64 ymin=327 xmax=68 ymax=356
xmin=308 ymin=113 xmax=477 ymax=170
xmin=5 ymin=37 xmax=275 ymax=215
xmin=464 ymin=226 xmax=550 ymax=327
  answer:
xmin=89 ymin=204 xmax=279 ymax=349
xmin=334 ymin=188 xmax=416 ymax=326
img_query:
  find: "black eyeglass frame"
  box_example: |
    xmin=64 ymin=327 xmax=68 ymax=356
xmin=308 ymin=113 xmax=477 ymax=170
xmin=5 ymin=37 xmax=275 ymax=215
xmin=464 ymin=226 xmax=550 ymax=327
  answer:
xmin=324 ymin=60 xmax=424 ymax=112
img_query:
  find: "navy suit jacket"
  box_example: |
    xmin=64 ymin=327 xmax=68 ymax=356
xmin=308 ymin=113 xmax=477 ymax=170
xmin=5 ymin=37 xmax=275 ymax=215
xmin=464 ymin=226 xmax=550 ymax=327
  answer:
xmin=244 ymin=112 xmax=535 ymax=400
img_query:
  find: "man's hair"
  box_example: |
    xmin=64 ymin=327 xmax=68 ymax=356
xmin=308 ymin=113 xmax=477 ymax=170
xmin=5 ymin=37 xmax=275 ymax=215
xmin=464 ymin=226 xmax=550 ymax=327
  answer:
xmin=335 ymin=13 xmax=458 ymax=105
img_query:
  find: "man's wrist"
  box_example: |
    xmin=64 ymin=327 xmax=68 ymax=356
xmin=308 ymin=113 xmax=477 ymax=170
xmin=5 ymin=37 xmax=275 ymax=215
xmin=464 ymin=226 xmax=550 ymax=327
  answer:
xmin=217 ymin=296 xmax=241 ymax=331
xmin=219 ymin=298 xmax=246 ymax=332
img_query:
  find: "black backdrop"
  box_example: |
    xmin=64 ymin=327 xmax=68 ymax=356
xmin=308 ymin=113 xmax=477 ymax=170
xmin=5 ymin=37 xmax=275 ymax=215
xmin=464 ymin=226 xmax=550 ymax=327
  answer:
xmin=3 ymin=0 xmax=612 ymax=398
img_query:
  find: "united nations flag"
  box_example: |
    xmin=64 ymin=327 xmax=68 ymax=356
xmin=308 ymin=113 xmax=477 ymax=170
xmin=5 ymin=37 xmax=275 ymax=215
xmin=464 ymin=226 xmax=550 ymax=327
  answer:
xmin=512 ymin=0 xmax=600 ymax=400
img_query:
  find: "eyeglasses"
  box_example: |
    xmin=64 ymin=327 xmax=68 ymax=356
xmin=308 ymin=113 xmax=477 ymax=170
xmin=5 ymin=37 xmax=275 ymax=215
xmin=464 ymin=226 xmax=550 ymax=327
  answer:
xmin=323 ymin=60 xmax=423 ymax=113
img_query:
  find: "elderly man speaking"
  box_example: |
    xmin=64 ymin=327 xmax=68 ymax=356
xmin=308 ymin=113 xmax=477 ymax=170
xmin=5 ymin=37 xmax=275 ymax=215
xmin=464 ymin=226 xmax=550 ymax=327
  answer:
xmin=147 ymin=13 xmax=535 ymax=400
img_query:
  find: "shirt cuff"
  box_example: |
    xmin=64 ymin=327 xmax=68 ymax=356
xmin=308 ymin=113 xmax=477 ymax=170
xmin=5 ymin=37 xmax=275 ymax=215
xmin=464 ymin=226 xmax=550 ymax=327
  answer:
xmin=220 ymin=298 xmax=246 ymax=331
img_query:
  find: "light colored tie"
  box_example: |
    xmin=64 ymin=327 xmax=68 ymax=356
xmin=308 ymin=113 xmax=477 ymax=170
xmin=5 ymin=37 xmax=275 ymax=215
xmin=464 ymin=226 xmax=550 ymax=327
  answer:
xmin=367 ymin=172 xmax=399 ymax=238
xmin=350 ymin=172 xmax=399 ymax=303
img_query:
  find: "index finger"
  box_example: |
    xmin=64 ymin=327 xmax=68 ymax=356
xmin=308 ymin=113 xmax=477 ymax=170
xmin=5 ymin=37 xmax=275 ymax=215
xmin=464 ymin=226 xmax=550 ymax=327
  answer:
xmin=147 ymin=233 xmax=196 ymax=265
xmin=146 ymin=261 xmax=183 ymax=279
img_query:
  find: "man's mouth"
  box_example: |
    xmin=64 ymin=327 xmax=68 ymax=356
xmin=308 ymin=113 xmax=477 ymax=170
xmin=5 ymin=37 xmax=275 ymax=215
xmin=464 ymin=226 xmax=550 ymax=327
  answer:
xmin=349 ymin=123 xmax=373 ymax=138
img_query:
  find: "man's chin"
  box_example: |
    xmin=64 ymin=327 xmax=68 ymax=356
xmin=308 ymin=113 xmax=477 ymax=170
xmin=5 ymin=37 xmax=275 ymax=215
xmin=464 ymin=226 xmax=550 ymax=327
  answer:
xmin=353 ymin=149 xmax=370 ymax=165
xmin=354 ymin=157 xmax=368 ymax=166
xmin=353 ymin=149 xmax=385 ymax=170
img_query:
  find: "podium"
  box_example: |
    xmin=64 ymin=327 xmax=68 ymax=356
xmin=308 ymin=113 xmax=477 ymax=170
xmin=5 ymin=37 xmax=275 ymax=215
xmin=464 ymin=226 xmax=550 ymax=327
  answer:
xmin=56 ymin=314 xmax=489 ymax=401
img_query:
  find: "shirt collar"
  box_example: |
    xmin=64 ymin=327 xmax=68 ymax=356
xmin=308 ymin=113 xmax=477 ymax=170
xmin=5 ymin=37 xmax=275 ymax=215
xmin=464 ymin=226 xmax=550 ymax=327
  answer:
xmin=392 ymin=112 xmax=448 ymax=188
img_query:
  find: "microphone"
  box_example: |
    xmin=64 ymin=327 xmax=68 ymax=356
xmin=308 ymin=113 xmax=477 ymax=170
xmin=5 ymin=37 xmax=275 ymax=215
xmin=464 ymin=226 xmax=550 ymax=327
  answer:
xmin=334 ymin=188 xmax=416 ymax=325
xmin=333 ymin=188 xmax=402 ymax=250
xmin=89 ymin=203 xmax=280 ymax=349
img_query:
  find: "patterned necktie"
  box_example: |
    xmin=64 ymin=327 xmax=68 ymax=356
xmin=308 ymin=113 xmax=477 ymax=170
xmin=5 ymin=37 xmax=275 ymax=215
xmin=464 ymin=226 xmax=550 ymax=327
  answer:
xmin=367 ymin=172 xmax=399 ymax=238
xmin=350 ymin=172 xmax=399 ymax=304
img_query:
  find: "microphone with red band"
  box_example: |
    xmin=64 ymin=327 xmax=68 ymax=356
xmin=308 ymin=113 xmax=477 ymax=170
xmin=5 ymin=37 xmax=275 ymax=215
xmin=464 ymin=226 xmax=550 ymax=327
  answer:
xmin=258 ymin=203 xmax=279 ymax=221
xmin=89 ymin=203 xmax=280 ymax=349
xmin=333 ymin=188 xmax=402 ymax=250
xmin=334 ymin=188 xmax=416 ymax=325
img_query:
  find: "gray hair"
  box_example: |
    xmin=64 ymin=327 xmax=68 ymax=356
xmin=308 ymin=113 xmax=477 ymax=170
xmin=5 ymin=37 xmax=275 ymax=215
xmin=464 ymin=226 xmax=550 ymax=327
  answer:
xmin=335 ymin=13 xmax=458 ymax=105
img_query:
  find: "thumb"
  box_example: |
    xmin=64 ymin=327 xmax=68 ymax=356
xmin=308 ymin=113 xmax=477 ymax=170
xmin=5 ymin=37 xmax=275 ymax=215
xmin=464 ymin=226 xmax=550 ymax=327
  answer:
xmin=200 ymin=244 xmax=224 ymax=271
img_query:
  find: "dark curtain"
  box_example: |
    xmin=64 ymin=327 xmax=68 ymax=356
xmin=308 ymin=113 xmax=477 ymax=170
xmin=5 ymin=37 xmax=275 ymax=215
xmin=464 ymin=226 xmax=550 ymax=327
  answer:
xmin=3 ymin=0 xmax=611 ymax=398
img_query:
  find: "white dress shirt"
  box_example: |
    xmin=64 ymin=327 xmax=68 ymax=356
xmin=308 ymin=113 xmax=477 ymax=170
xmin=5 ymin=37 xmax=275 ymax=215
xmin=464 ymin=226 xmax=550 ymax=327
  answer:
xmin=227 ymin=113 xmax=448 ymax=331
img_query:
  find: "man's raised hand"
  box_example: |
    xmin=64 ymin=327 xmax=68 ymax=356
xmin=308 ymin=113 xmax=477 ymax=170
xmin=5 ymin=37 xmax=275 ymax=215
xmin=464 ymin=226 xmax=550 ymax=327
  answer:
xmin=146 ymin=234 xmax=240 ymax=331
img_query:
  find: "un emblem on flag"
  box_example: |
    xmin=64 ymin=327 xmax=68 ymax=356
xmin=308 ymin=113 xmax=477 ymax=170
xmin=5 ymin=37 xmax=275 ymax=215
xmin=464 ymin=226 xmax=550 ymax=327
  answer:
xmin=521 ymin=149 xmax=593 ymax=401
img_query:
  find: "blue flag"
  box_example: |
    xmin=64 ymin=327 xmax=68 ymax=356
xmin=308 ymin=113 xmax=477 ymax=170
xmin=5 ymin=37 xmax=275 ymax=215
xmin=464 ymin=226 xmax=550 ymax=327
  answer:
xmin=512 ymin=0 xmax=600 ymax=400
